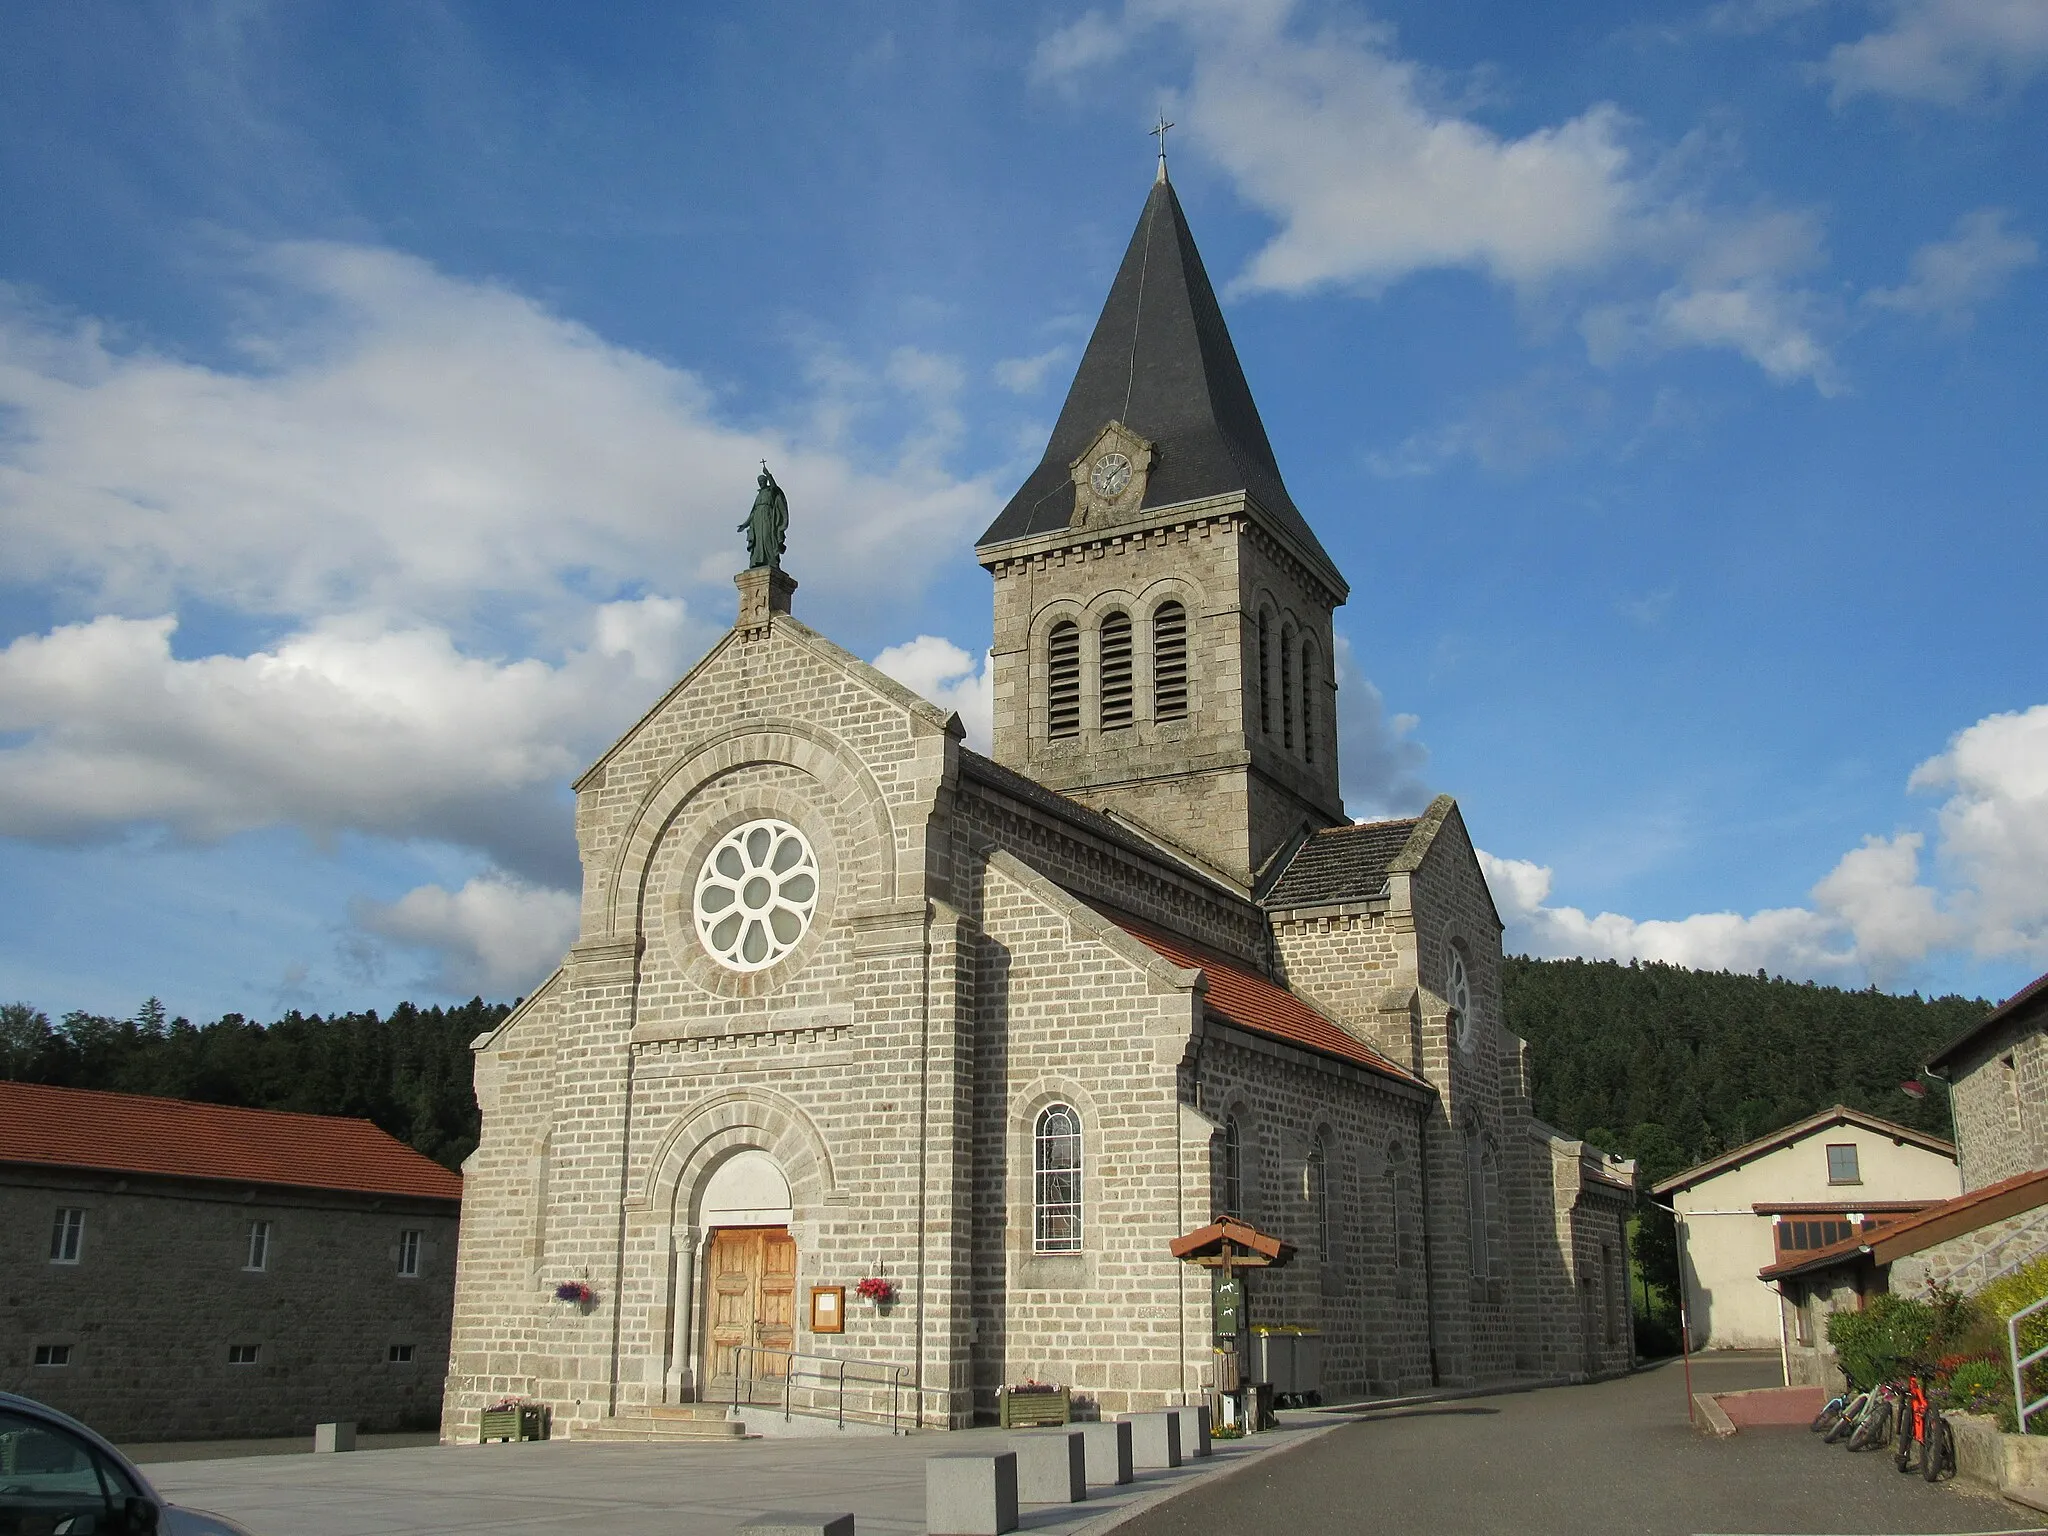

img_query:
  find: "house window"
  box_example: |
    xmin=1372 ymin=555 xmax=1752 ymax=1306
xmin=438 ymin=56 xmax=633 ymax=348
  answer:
xmin=398 ymin=1229 xmax=422 ymax=1277
xmin=1099 ymin=611 xmax=1133 ymax=730
xmin=49 ymin=1208 xmax=84 ymax=1265
xmin=228 ymin=1344 xmax=259 ymax=1365
xmin=1826 ymin=1144 xmax=1861 ymax=1185
xmin=1220 ymin=1116 xmax=1243 ymax=1218
xmin=1306 ymin=1136 xmax=1329 ymax=1262
xmin=1047 ymin=621 xmax=1080 ymax=740
xmin=388 ymin=1343 xmax=415 ymax=1363
xmin=245 ymin=1220 xmax=271 ymax=1272
xmin=1777 ymin=1218 xmax=1854 ymax=1253
xmin=1033 ymin=1103 xmax=1083 ymax=1253
xmin=1152 ymin=602 xmax=1188 ymax=721
xmin=34 ymin=1344 xmax=70 ymax=1367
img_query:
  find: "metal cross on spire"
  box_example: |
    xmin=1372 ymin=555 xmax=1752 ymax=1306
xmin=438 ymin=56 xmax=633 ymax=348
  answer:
xmin=1151 ymin=110 xmax=1174 ymax=184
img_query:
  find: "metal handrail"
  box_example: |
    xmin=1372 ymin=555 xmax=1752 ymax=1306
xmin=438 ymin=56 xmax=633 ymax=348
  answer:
xmin=1969 ymin=1208 xmax=2048 ymax=1290
xmin=728 ymin=1344 xmax=915 ymax=1434
xmin=2011 ymin=1293 xmax=2048 ymax=1433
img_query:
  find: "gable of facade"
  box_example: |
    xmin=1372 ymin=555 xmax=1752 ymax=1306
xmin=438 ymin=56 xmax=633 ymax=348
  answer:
xmin=1929 ymin=967 xmax=2048 ymax=1192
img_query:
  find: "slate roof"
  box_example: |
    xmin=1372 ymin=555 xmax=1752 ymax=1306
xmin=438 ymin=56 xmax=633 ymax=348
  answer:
xmin=976 ymin=178 xmax=1342 ymax=591
xmin=1261 ymin=817 xmax=1419 ymax=911
xmin=1759 ymin=1165 xmax=2048 ymax=1282
xmin=0 ymin=1080 xmax=463 ymax=1202
xmin=1925 ymin=964 xmax=2048 ymax=1073
xmin=1106 ymin=908 xmax=1424 ymax=1090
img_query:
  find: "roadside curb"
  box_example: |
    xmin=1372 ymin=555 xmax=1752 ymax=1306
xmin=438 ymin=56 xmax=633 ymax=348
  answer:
xmin=1692 ymin=1393 xmax=1737 ymax=1437
xmin=1067 ymin=1418 xmax=1355 ymax=1536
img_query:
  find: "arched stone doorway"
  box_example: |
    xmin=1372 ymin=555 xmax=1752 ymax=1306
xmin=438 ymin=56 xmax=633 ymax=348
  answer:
xmin=693 ymin=1149 xmax=795 ymax=1397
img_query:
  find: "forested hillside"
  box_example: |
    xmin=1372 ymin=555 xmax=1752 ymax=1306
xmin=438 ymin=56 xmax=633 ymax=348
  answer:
xmin=0 ymin=997 xmax=504 ymax=1170
xmin=1499 ymin=957 xmax=1989 ymax=1188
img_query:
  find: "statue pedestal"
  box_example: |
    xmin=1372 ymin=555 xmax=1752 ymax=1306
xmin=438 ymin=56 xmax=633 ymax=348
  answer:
xmin=735 ymin=566 xmax=797 ymax=634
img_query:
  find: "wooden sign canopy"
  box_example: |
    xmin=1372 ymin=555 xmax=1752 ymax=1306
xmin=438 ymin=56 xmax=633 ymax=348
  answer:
xmin=1169 ymin=1217 xmax=1295 ymax=1269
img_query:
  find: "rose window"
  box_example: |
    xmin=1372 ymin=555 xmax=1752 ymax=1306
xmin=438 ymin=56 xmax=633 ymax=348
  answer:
xmin=694 ymin=819 xmax=819 ymax=971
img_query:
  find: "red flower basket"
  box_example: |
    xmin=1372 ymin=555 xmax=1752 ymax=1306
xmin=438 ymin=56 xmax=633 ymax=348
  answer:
xmin=854 ymin=1277 xmax=897 ymax=1304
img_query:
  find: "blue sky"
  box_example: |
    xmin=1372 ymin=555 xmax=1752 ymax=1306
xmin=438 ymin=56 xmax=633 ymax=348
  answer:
xmin=2 ymin=0 xmax=2044 ymax=1022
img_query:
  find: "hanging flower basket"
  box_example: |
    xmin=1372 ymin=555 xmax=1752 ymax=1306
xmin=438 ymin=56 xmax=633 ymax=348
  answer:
xmin=854 ymin=1277 xmax=897 ymax=1305
xmin=554 ymin=1281 xmax=598 ymax=1310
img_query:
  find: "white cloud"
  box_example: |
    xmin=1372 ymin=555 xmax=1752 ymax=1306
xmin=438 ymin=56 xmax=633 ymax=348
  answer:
xmin=871 ymin=635 xmax=994 ymax=750
xmin=1821 ymin=0 xmax=2048 ymax=106
xmin=1481 ymin=700 xmax=2048 ymax=986
xmin=0 ymin=605 xmax=697 ymax=880
xmin=0 ymin=243 xmax=997 ymax=636
xmin=351 ymin=874 xmax=579 ymax=997
xmin=993 ymin=347 xmax=1073 ymax=395
xmin=1030 ymin=9 xmax=1131 ymax=85
xmin=1867 ymin=208 xmax=2039 ymax=325
xmin=1333 ymin=634 xmax=1433 ymax=818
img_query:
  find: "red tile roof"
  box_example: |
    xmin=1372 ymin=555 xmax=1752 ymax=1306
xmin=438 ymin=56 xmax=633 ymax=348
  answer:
xmin=0 ymin=1080 xmax=462 ymax=1202
xmin=1106 ymin=911 xmax=1425 ymax=1088
xmin=1759 ymin=1165 xmax=2048 ymax=1281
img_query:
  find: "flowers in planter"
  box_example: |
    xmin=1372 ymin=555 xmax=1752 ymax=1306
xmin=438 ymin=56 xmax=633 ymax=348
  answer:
xmin=1006 ymin=1379 xmax=1063 ymax=1395
xmin=554 ymin=1280 xmax=598 ymax=1307
xmin=854 ymin=1277 xmax=897 ymax=1304
xmin=484 ymin=1396 xmax=533 ymax=1412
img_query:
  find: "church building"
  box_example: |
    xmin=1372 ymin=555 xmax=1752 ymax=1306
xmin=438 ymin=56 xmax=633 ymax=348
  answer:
xmin=441 ymin=165 xmax=1637 ymax=1438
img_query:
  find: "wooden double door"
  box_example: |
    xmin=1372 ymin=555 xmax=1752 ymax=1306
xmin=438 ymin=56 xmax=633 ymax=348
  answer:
xmin=704 ymin=1225 xmax=796 ymax=1385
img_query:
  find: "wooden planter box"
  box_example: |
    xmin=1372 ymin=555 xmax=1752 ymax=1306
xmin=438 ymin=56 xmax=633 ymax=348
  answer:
xmin=480 ymin=1404 xmax=548 ymax=1443
xmin=999 ymin=1386 xmax=1070 ymax=1428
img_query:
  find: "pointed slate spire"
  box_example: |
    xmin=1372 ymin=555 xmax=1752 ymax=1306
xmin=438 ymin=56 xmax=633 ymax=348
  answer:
xmin=977 ymin=180 xmax=1339 ymax=587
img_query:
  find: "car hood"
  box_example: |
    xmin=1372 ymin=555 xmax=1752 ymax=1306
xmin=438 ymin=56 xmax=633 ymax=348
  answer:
xmin=163 ymin=1504 xmax=259 ymax=1536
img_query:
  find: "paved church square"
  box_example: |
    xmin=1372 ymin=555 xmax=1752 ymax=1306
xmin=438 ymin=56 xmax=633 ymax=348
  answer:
xmin=442 ymin=166 xmax=1638 ymax=1441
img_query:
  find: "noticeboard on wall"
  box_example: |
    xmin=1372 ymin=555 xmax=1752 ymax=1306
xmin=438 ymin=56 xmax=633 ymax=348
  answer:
xmin=809 ymin=1285 xmax=845 ymax=1334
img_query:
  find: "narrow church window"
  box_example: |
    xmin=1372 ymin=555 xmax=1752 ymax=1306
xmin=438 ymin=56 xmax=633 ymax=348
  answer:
xmin=1153 ymin=602 xmax=1188 ymax=721
xmin=1306 ymin=1136 xmax=1329 ymax=1261
xmin=1279 ymin=624 xmax=1296 ymax=749
xmin=1465 ymin=1130 xmax=1489 ymax=1276
xmin=1300 ymin=641 xmax=1318 ymax=764
xmin=1447 ymin=945 xmax=1473 ymax=1054
xmin=1220 ymin=1116 xmax=1242 ymax=1218
xmin=1034 ymin=1104 xmax=1083 ymax=1253
xmin=1099 ymin=611 xmax=1134 ymax=730
xmin=1047 ymin=621 xmax=1081 ymax=740
xmin=1257 ymin=611 xmax=1272 ymax=735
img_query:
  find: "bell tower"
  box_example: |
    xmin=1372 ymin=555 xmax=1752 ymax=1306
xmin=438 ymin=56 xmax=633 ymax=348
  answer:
xmin=975 ymin=172 xmax=1349 ymax=888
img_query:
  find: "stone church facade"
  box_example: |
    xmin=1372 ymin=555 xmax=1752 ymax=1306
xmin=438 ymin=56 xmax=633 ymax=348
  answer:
xmin=441 ymin=171 xmax=1637 ymax=1438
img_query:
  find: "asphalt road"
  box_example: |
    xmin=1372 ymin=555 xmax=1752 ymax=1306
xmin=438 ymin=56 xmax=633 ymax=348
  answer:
xmin=1124 ymin=1354 xmax=2045 ymax=1536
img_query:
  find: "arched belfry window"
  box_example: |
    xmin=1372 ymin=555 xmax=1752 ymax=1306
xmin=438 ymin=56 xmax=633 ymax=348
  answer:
xmin=1099 ymin=611 xmax=1133 ymax=731
xmin=1047 ymin=621 xmax=1080 ymax=741
xmin=1153 ymin=602 xmax=1188 ymax=721
xmin=1220 ymin=1115 xmax=1242 ymax=1218
xmin=1301 ymin=639 xmax=1319 ymax=764
xmin=1279 ymin=623 xmax=1297 ymax=750
xmin=1034 ymin=1104 xmax=1083 ymax=1253
xmin=1257 ymin=611 xmax=1272 ymax=735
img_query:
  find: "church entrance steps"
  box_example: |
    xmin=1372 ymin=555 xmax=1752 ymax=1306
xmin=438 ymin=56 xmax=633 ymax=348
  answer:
xmin=571 ymin=1406 xmax=754 ymax=1443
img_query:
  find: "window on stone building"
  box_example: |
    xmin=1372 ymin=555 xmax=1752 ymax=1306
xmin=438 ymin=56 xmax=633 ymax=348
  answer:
xmin=399 ymin=1229 xmax=422 ymax=1277
xmin=1300 ymin=640 xmax=1318 ymax=765
xmin=1465 ymin=1128 xmax=1490 ymax=1276
xmin=1793 ymin=1284 xmax=1813 ymax=1345
xmin=245 ymin=1220 xmax=271 ymax=1272
xmin=34 ymin=1344 xmax=70 ymax=1367
xmin=49 ymin=1207 xmax=84 ymax=1265
xmin=1389 ymin=1141 xmax=1416 ymax=1272
xmin=1047 ymin=621 xmax=1080 ymax=740
xmin=1034 ymin=1103 xmax=1083 ymax=1253
xmin=1153 ymin=602 xmax=1188 ymax=721
xmin=388 ymin=1343 xmax=415 ymax=1363
xmin=1306 ymin=1136 xmax=1329 ymax=1262
xmin=1279 ymin=623 xmax=1296 ymax=749
xmin=1826 ymin=1144 xmax=1860 ymax=1184
xmin=1603 ymin=1245 xmax=1620 ymax=1345
xmin=1257 ymin=611 xmax=1272 ymax=735
xmin=1099 ymin=611 xmax=1134 ymax=730
xmin=1447 ymin=945 xmax=1474 ymax=1055
xmin=1220 ymin=1116 xmax=1243 ymax=1218
xmin=228 ymin=1344 xmax=259 ymax=1365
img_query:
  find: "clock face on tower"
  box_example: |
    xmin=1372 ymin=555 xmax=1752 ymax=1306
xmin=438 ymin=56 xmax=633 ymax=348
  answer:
xmin=1089 ymin=451 xmax=1133 ymax=498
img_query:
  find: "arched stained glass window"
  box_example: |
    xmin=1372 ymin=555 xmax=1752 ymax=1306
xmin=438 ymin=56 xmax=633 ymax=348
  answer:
xmin=1047 ymin=621 xmax=1080 ymax=740
xmin=1099 ymin=611 xmax=1133 ymax=730
xmin=1034 ymin=1104 xmax=1083 ymax=1253
xmin=1153 ymin=602 xmax=1188 ymax=721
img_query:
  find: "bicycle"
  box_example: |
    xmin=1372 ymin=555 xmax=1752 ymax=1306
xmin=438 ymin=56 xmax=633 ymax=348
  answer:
xmin=1845 ymin=1381 xmax=1902 ymax=1452
xmin=1886 ymin=1371 xmax=1957 ymax=1480
xmin=1810 ymin=1387 xmax=1851 ymax=1434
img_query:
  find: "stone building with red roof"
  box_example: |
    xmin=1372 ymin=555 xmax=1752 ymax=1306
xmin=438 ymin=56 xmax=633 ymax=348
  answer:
xmin=1 ymin=1081 xmax=460 ymax=1440
xmin=445 ymin=168 xmax=1636 ymax=1440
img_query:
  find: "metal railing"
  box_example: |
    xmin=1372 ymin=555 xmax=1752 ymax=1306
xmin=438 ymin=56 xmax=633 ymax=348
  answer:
xmin=728 ymin=1345 xmax=915 ymax=1435
xmin=2011 ymin=1294 xmax=2048 ymax=1434
xmin=1961 ymin=1208 xmax=2048 ymax=1293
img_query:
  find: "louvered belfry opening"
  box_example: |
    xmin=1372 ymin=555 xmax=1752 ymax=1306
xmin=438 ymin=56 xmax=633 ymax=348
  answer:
xmin=1301 ymin=642 xmax=1317 ymax=764
xmin=1099 ymin=611 xmax=1134 ymax=730
xmin=1153 ymin=601 xmax=1188 ymax=721
xmin=1047 ymin=621 xmax=1081 ymax=739
xmin=1280 ymin=624 xmax=1296 ymax=750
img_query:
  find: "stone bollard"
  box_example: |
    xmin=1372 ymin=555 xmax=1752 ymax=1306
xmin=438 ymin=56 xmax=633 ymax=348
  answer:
xmin=1171 ymin=1403 xmax=1212 ymax=1458
xmin=926 ymin=1451 xmax=1019 ymax=1536
xmin=736 ymin=1516 xmax=855 ymax=1536
xmin=1077 ymin=1420 xmax=1134 ymax=1487
xmin=1118 ymin=1410 xmax=1182 ymax=1469
xmin=313 ymin=1421 xmax=356 ymax=1453
xmin=1008 ymin=1431 xmax=1087 ymax=1503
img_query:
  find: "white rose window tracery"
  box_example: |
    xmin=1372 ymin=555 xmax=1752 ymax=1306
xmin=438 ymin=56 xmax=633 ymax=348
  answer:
xmin=693 ymin=819 xmax=819 ymax=971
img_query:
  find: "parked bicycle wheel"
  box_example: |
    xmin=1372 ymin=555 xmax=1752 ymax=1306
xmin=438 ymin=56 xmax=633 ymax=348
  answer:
xmin=1893 ymin=1405 xmax=1917 ymax=1473
xmin=1824 ymin=1394 xmax=1867 ymax=1443
xmin=1921 ymin=1410 xmax=1954 ymax=1483
xmin=1848 ymin=1399 xmax=1890 ymax=1452
xmin=1811 ymin=1396 xmax=1846 ymax=1434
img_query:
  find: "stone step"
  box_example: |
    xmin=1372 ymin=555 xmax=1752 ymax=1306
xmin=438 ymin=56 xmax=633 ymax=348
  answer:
xmin=573 ymin=1414 xmax=753 ymax=1442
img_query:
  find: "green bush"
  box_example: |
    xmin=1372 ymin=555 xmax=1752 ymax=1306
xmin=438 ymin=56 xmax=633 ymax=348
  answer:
xmin=1974 ymin=1254 xmax=2048 ymax=1434
xmin=1827 ymin=1293 xmax=1936 ymax=1390
xmin=1942 ymin=1357 xmax=2008 ymax=1415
